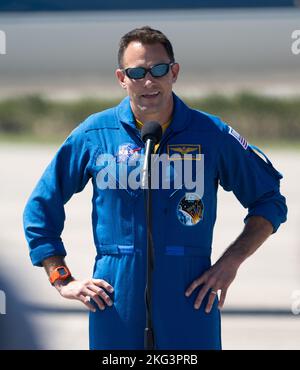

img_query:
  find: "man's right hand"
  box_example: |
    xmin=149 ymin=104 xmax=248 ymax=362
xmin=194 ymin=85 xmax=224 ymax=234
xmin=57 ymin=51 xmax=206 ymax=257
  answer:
xmin=42 ymin=256 xmax=114 ymax=312
xmin=56 ymin=278 xmax=114 ymax=312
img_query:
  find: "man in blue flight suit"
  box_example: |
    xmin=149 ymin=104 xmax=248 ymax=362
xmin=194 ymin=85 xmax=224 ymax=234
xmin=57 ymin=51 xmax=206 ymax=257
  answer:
xmin=23 ymin=26 xmax=287 ymax=349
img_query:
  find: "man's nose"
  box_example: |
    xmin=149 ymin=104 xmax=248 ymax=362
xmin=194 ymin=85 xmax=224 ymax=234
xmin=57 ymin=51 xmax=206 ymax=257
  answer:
xmin=144 ymin=72 xmax=155 ymax=86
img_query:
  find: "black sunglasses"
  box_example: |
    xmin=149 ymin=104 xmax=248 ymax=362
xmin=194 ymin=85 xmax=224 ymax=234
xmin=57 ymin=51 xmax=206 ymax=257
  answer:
xmin=122 ymin=62 xmax=175 ymax=80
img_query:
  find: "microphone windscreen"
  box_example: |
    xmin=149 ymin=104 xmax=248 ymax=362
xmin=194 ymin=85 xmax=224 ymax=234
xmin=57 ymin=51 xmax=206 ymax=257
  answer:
xmin=141 ymin=121 xmax=163 ymax=144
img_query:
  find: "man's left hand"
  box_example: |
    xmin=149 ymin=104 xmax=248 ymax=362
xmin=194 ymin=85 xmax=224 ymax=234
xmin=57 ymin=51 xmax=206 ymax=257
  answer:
xmin=185 ymin=256 xmax=239 ymax=313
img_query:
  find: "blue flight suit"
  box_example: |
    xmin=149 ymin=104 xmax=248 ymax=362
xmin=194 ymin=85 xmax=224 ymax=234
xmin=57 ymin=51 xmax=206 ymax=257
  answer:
xmin=23 ymin=94 xmax=287 ymax=349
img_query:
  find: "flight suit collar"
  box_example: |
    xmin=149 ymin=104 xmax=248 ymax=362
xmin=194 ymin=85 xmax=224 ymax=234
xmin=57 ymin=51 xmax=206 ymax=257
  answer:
xmin=116 ymin=93 xmax=191 ymax=133
xmin=116 ymin=96 xmax=137 ymax=130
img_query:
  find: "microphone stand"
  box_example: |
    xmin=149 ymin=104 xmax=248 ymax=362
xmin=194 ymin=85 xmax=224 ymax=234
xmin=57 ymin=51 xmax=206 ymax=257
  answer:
xmin=142 ymin=139 xmax=155 ymax=350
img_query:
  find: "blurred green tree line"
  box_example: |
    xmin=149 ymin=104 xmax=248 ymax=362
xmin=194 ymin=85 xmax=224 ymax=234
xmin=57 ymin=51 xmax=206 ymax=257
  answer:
xmin=0 ymin=93 xmax=300 ymax=143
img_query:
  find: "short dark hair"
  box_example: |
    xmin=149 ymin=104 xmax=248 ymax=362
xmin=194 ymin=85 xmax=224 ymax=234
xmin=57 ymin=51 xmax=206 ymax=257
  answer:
xmin=118 ymin=26 xmax=175 ymax=68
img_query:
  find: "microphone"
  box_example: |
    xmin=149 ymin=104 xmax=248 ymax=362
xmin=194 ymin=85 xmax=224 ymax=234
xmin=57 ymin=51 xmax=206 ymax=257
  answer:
xmin=141 ymin=121 xmax=163 ymax=189
xmin=140 ymin=121 xmax=162 ymax=350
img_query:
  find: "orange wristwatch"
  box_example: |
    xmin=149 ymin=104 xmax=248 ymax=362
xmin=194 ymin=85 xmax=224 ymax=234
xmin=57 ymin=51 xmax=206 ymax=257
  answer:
xmin=49 ymin=266 xmax=71 ymax=285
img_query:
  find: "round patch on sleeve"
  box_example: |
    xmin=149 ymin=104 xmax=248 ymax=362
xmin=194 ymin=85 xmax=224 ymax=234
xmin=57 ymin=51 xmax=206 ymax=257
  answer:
xmin=177 ymin=193 xmax=204 ymax=226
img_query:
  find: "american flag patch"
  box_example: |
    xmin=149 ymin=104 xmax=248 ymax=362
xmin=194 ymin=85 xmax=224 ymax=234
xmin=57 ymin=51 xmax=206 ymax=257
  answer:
xmin=228 ymin=127 xmax=248 ymax=150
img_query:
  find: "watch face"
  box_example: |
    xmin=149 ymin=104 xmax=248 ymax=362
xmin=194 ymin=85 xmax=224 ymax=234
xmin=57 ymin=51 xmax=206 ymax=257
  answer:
xmin=57 ymin=267 xmax=67 ymax=276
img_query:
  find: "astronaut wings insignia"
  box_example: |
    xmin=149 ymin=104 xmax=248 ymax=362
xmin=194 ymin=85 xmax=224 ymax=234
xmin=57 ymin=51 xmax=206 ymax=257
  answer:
xmin=167 ymin=144 xmax=201 ymax=160
xmin=172 ymin=147 xmax=196 ymax=154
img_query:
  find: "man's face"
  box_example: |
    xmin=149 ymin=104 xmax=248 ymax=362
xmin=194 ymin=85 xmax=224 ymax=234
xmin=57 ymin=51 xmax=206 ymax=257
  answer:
xmin=116 ymin=42 xmax=179 ymax=120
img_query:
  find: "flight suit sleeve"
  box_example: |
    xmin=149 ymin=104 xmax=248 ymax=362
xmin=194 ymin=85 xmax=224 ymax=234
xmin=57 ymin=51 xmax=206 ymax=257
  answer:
xmin=23 ymin=127 xmax=92 ymax=266
xmin=217 ymin=126 xmax=287 ymax=233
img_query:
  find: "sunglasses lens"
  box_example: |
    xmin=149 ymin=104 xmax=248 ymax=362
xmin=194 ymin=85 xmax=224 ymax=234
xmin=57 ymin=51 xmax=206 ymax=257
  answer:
xmin=126 ymin=67 xmax=145 ymax=79
xmin=125 ymin=63 xmax=172 ymax=79
xmin=151 ymin=64 xmax=169 ymax=77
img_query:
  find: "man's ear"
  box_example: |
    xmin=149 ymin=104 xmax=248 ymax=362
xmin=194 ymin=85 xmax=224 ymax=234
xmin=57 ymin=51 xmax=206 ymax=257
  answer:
xmin=115 ymin=69 xmax=127 ymax=89
xmin=171 ymin=63 xmax=180 ymax=84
